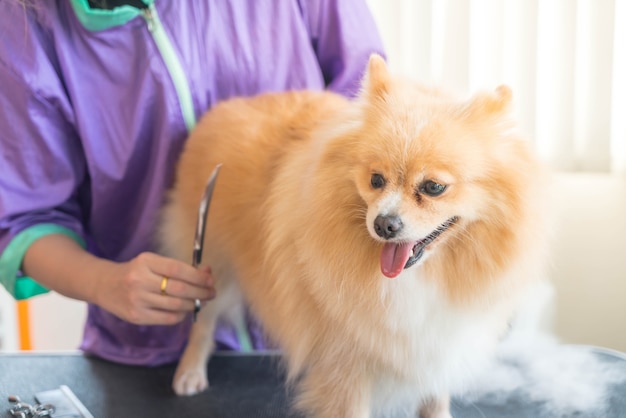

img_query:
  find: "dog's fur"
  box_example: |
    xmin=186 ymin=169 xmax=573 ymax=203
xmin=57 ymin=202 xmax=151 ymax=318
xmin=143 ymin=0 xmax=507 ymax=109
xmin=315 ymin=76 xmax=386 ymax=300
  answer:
xmin=157 ymin=55 xmax=549 ymax=417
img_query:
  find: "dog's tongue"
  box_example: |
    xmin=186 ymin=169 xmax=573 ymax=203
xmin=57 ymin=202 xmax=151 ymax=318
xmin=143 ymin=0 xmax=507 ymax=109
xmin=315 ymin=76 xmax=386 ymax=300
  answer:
xmin=380 ymin=242 xmax=414 ymax=278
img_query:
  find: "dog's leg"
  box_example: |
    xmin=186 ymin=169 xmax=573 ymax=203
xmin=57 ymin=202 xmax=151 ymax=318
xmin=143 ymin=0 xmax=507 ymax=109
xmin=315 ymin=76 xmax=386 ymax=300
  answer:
xmin=295 ymin=366 xmax=373 ymax=418
xmin=418 ymin=393 xmax=452 ymax=418
xmin=172 ymin=301 xmax=219 ymax=396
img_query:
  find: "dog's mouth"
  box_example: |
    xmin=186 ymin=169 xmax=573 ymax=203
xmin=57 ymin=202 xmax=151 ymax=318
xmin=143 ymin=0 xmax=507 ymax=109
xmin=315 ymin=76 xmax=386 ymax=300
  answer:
xmin=380 ymin=216 xmax=459 ymax=278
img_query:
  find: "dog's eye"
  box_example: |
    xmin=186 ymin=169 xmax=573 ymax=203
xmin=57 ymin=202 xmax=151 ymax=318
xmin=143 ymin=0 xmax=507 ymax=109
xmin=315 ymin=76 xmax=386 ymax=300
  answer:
xmin=420 ymin=180 xmax=447 ymax=197
xmin=371 ymin=173 xmax=386 ymax=189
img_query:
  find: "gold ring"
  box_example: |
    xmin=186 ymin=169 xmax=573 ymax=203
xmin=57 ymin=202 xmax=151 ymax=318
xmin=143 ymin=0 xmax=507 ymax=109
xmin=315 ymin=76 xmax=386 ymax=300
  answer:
xmin=160 ymin=276 xmax=169 ymax=296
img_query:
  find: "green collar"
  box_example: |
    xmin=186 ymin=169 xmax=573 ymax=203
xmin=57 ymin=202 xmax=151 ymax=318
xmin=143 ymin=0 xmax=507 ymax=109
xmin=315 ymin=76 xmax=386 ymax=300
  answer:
xmin=69 ymin=0 xmax=154 ymax=31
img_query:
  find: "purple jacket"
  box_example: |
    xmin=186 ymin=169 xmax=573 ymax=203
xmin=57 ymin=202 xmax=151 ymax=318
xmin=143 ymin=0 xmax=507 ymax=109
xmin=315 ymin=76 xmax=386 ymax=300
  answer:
xmin=0 ymin=0 xmax=385 ymax=365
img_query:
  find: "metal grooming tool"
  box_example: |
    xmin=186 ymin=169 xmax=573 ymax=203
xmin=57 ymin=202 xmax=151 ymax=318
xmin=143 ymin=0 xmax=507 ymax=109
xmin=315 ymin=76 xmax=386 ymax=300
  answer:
xmin=192 ymin=163 xmax=222 ymax=322
xmin=34 ymin=385 xmax=93 ymax=418
xmin=7 ymin=394 xmax=56 ymax=417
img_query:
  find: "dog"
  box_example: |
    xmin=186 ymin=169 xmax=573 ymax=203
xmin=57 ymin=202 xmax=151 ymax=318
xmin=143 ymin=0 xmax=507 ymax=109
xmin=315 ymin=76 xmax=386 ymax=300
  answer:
xmin=157 ymin=54 xmax=550 ymax=418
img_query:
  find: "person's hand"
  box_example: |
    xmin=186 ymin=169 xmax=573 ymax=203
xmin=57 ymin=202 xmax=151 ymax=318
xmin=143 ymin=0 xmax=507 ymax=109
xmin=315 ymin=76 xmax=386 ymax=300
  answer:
xmin=93 ymin=252 xmax=215 ymax=325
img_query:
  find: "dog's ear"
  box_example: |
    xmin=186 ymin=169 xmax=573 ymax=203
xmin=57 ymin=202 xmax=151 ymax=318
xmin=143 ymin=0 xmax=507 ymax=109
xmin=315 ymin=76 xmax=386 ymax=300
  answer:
xmin=361 ymin=54 xmax=391 ymax=98
xmin=463 ymin=85 xmax=513 ymax=118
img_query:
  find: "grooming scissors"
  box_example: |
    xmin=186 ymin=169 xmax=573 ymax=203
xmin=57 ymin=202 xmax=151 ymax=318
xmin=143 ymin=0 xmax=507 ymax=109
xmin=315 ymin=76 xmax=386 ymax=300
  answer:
xmin=192 ymin=163 xmax=222 ymax=322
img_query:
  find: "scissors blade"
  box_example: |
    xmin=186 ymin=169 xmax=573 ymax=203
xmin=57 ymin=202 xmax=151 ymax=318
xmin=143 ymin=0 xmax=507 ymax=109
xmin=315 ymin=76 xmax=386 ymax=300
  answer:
xmin=192 ymin=163 xmax=222 ymax=267
xmin=192 ymin=163 xmax=222 ymax=321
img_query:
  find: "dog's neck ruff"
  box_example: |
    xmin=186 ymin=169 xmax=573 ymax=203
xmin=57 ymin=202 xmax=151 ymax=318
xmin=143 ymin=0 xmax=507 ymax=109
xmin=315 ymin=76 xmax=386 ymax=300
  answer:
xmin=380 ymin=217 xmax=459 ymax=278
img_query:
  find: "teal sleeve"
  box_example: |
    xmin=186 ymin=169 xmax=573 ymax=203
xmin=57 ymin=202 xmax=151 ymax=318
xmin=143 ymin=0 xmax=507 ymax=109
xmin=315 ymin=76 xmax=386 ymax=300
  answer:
xmin=0 ymin=224 xmax=86 ymax=300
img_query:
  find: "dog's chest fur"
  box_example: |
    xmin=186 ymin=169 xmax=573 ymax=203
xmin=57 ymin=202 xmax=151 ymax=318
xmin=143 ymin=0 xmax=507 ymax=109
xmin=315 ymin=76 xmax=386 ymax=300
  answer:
xmin=356 ymin=269 xmax=504 ymax=411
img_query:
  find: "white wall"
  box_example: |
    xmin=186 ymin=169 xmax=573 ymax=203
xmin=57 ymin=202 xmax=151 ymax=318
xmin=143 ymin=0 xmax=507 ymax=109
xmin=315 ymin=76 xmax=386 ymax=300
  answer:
xmin=550 ymin=173 xmax=626 ymax=351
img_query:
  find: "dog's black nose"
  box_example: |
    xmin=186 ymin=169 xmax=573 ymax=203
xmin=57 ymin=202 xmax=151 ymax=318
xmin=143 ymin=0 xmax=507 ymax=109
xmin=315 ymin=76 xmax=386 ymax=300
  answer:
xmin=374 ymin=215 xmax=403 ymax=239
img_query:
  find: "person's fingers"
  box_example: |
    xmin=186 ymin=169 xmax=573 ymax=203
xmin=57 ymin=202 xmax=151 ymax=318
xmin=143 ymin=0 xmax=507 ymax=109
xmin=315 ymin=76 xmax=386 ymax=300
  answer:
xmin=155 ymin=275 xmax=216 ymax=300
xmin=111 ymin=288 xmax=189 ymax=325
xmin=118 ymin=252 xmax=215 ymax=326
xmin=145 ymin=291 xmax=211 ymax=314
xmin=141 ymin=252 xmax=214 ymax=288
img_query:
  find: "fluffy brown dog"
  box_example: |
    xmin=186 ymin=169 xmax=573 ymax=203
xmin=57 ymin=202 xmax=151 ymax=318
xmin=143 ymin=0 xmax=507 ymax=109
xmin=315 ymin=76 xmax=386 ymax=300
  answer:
xmin=158 ymin=55 xmax=549 ymax=418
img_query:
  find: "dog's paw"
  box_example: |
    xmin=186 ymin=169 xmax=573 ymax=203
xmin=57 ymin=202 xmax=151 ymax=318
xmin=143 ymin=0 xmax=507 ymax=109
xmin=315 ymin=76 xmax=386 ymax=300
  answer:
xmin=172 ymin=367 xmax=209 ymax=396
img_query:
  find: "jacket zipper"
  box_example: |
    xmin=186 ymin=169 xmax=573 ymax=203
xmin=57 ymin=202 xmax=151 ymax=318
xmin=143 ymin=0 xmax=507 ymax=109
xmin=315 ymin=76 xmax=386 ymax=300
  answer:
xmin=142 ymin=4 xmax=196 ymax=132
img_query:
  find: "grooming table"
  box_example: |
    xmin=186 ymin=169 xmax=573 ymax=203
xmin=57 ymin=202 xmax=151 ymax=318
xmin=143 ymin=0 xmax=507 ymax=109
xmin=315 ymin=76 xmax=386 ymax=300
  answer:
xmin=1 ymin=346 xmax=625 ymax=417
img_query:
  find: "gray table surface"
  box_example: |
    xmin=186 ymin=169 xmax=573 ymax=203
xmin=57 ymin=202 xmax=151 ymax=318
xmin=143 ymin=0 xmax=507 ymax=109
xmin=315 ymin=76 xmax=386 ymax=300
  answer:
xmin=1 ymin=345 xmax=625 ymax=417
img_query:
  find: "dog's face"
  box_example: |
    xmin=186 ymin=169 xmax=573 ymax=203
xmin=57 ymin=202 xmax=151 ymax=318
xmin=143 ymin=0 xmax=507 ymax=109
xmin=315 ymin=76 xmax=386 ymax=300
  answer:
xmin=355 ymin=162 xmax=461 ymax=278
xmin=353 ymin=135 xmax=470 ymax=278
xmin=351 ymin=56 xmax=518 ymax=278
